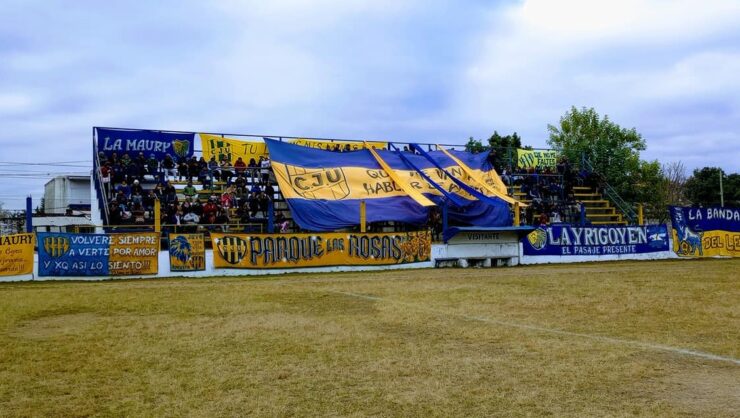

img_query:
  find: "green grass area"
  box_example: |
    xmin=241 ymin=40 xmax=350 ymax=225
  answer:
xmin=1 ymin=259 xmax=738 ymax=416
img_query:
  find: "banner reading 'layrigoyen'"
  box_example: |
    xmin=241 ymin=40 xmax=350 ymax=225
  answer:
xmin=96 ymin=128 xmax=194 ymax=161
xmin=200 ymin=133 xmax=268 ymax=165
xmin=38 ymin=232 xmax=159 ymax=277
xmin=670 ymin=206 xmax=740 ymax=257
xmin=516 ymin=149 xmax=558 ymax=169
xmin=212 ymin=230 xmax=431 ymax=269
xmin=0 ymin=233 xmax=35 ymax=276
xmin=168 ymin=233 xmax=206 ymax=272
xmin=523 ymin=224 xmax=670 ymax=256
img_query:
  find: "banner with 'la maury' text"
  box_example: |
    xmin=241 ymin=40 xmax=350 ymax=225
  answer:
xmin=96 ymin=128 xmax=194 ymax=161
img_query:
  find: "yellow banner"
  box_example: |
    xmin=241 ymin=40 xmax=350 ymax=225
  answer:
xmin=108 ymin=232 xmax=159 ymax=275
xmin=169 ymin=233 xmax=206 ymax=271
xmin=212 ymin=230 xmax=431 ymax=269
xmin=516 ymin=149 xmax=558 ymax=169
xmin=672 ymin=228 xmax=740 ymax=257
xmin=0 ymin=233 xmax=34 ymax=276
xmin=290 ymin=138 xmax=386 ymax=151
xmin=272 ymin=162 xmax=498 ymax=201
xmin=200 ymin=133 xmax=268 ymax=164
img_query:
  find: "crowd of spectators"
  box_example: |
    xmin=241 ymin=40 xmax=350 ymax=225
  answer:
xmin=99 ymin=151 xmax=291 ymax=232
xmin=493 ymin=155 xmax=603 ymax=227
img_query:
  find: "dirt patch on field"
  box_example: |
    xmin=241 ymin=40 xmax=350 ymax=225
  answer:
xmin=649 ymin=366 xmax=740 ymax=416
xmin=11 ymin=312 xmax=101 ymax=340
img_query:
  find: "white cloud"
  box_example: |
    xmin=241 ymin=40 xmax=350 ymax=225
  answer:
xmin=454 ymin=0 xmax=740 ymax=169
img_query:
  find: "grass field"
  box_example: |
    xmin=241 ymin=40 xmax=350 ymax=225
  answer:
xmin=0 ymin=259 xmax=738 ymax=417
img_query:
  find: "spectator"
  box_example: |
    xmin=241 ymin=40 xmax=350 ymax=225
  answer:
xmin=234 ymin=157 xmax=247 ymax=176
xmin=131 ymin=179 xmax=144 ymax=196
xmin=276 ymin=212 xmax=290 ymax=233
xmin=207 ymin=156 xmax=220 ymax=182
xmin=182 ymin=181 xmax=197 ymax=199
xmin=132 ymin=203 xmax=146 ymax=225
xmin=264 ymin=182 xmax=275 ymax=200
xmin=146 ymin=154 xmax=159 ymax=177
xmin=187 ymin=156 xmax=200 ymax=182
xmin=162 ymin=155 xmax=177 ymax=180
xmin=177 ymin=155 xmax=189 ymax=181
xmin=219 ymin=156 xmax=233 ymax=184
xmin=117 ymin=180 xmax=131 ymax=199
xmin=260 ymin=156 xmax=271 ymax=183
xmin=203 ymin=198 xmax=219 ymax=225
xmin=198 ymin=166 xmax=213 ymax=190
xmin=143 ymin=190 xmax=157 ymax=212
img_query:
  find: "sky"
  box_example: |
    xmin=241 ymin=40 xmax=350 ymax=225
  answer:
xmin=0 ymin=0 xmax=739 ymax=210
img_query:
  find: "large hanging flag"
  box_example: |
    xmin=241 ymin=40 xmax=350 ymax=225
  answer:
xmin=200 ymin=133 xmax=268 ymax=164
xmin=266 ymin=139 xmax=512 ymax=231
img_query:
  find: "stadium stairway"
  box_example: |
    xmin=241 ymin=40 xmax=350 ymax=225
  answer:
xmin=572 ymin=186 xmax=627 ymax=225
xmin=511 ymin=185 xmax=628 ymax=225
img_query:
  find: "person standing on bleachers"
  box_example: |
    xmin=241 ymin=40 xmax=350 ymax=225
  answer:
xmin=146 ymin=154 xmax=159 ymax=178
xmin=162 ymin=154 xmax=177 ymax=180
xmin=260 ymin=156 xmax=271 ymax=183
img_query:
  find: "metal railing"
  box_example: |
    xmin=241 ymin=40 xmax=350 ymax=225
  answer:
xmin=581 ymin=157 xmax=638 ymax=224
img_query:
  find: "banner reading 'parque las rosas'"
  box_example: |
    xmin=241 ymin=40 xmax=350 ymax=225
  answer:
xmin=212 ymin=231 xmax=431 ymax=269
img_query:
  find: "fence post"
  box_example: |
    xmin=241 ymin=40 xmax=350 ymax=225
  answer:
xmin=154 ymin=199 xmax=161 ymax=233
xmin=360 ymin=200 xmax=367 ymax=233
xmin=267 ymin=199 xmax=274 ymax=233
xmin=514 ymin=202 xmax=520 ymax=227
xmin=637 ymin=204 xmax=644 ymax=225
xmin=25 ymin=196 xmax=32 ymax=233
xmin=442 ymin=199 xmax=449 ymax=242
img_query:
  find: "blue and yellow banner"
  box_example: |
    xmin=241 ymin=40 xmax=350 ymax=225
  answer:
xmin=200 ymin=133 xmax=268 ymax=164
xmin=0 ymin=233 xmax=35 ymax=276
xmin=265 ymin=139 xmax=511 ymax=231
xmin=516 ymin=149 xmax=558 ymax=169
xmin=168 ymin=233 xmax=206 ymax=272
xmin=38 ymin=232 xmax=159 ymax=276
xmin=289 ymin=138 xmax=387 ymax=151
xmin=96 ymin=128 xmax=194 ymax=161
xmin=212 ymin=231 xmax=431 ymax=269
xmin=522 ymin=225 xmax=669 ymax=256
xmin=670 ymin=206 xmax=740 ymax=257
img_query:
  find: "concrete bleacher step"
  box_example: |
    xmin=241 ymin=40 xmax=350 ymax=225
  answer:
xmin=590 ymin=220 xmax=628 ymax=226
xmin=581 ymin=200 xmax=610 ymax=207
xmin=586 ymin=213 xmax=623 ymax=220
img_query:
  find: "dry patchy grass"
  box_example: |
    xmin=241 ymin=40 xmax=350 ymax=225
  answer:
xmin=0 ymin=259 xmax=738 ymax=416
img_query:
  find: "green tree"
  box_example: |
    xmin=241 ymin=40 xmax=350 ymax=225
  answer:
xmin=487 ymin=131 xmax=522 ymax=149
xmin=633 ymin=160 xmax=669 ymax=222
xmin=464 ymin=137 xmax=486 ymax=154
xmin=684 ymin=167 xmax=738 ymax=207
xmin=547 ymin=106 xmax=646 ymax=200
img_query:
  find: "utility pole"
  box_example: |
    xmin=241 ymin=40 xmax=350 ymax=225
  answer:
xmin=719 ymin=169 xmax=724 ymax=207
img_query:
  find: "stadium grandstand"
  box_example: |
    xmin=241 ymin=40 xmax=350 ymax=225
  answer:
xmin=92 ymin=127 xmax=634 ymax=242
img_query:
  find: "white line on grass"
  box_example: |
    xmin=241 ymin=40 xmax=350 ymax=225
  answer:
xmin=329 ymin=290 xmax=740 ymax=366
